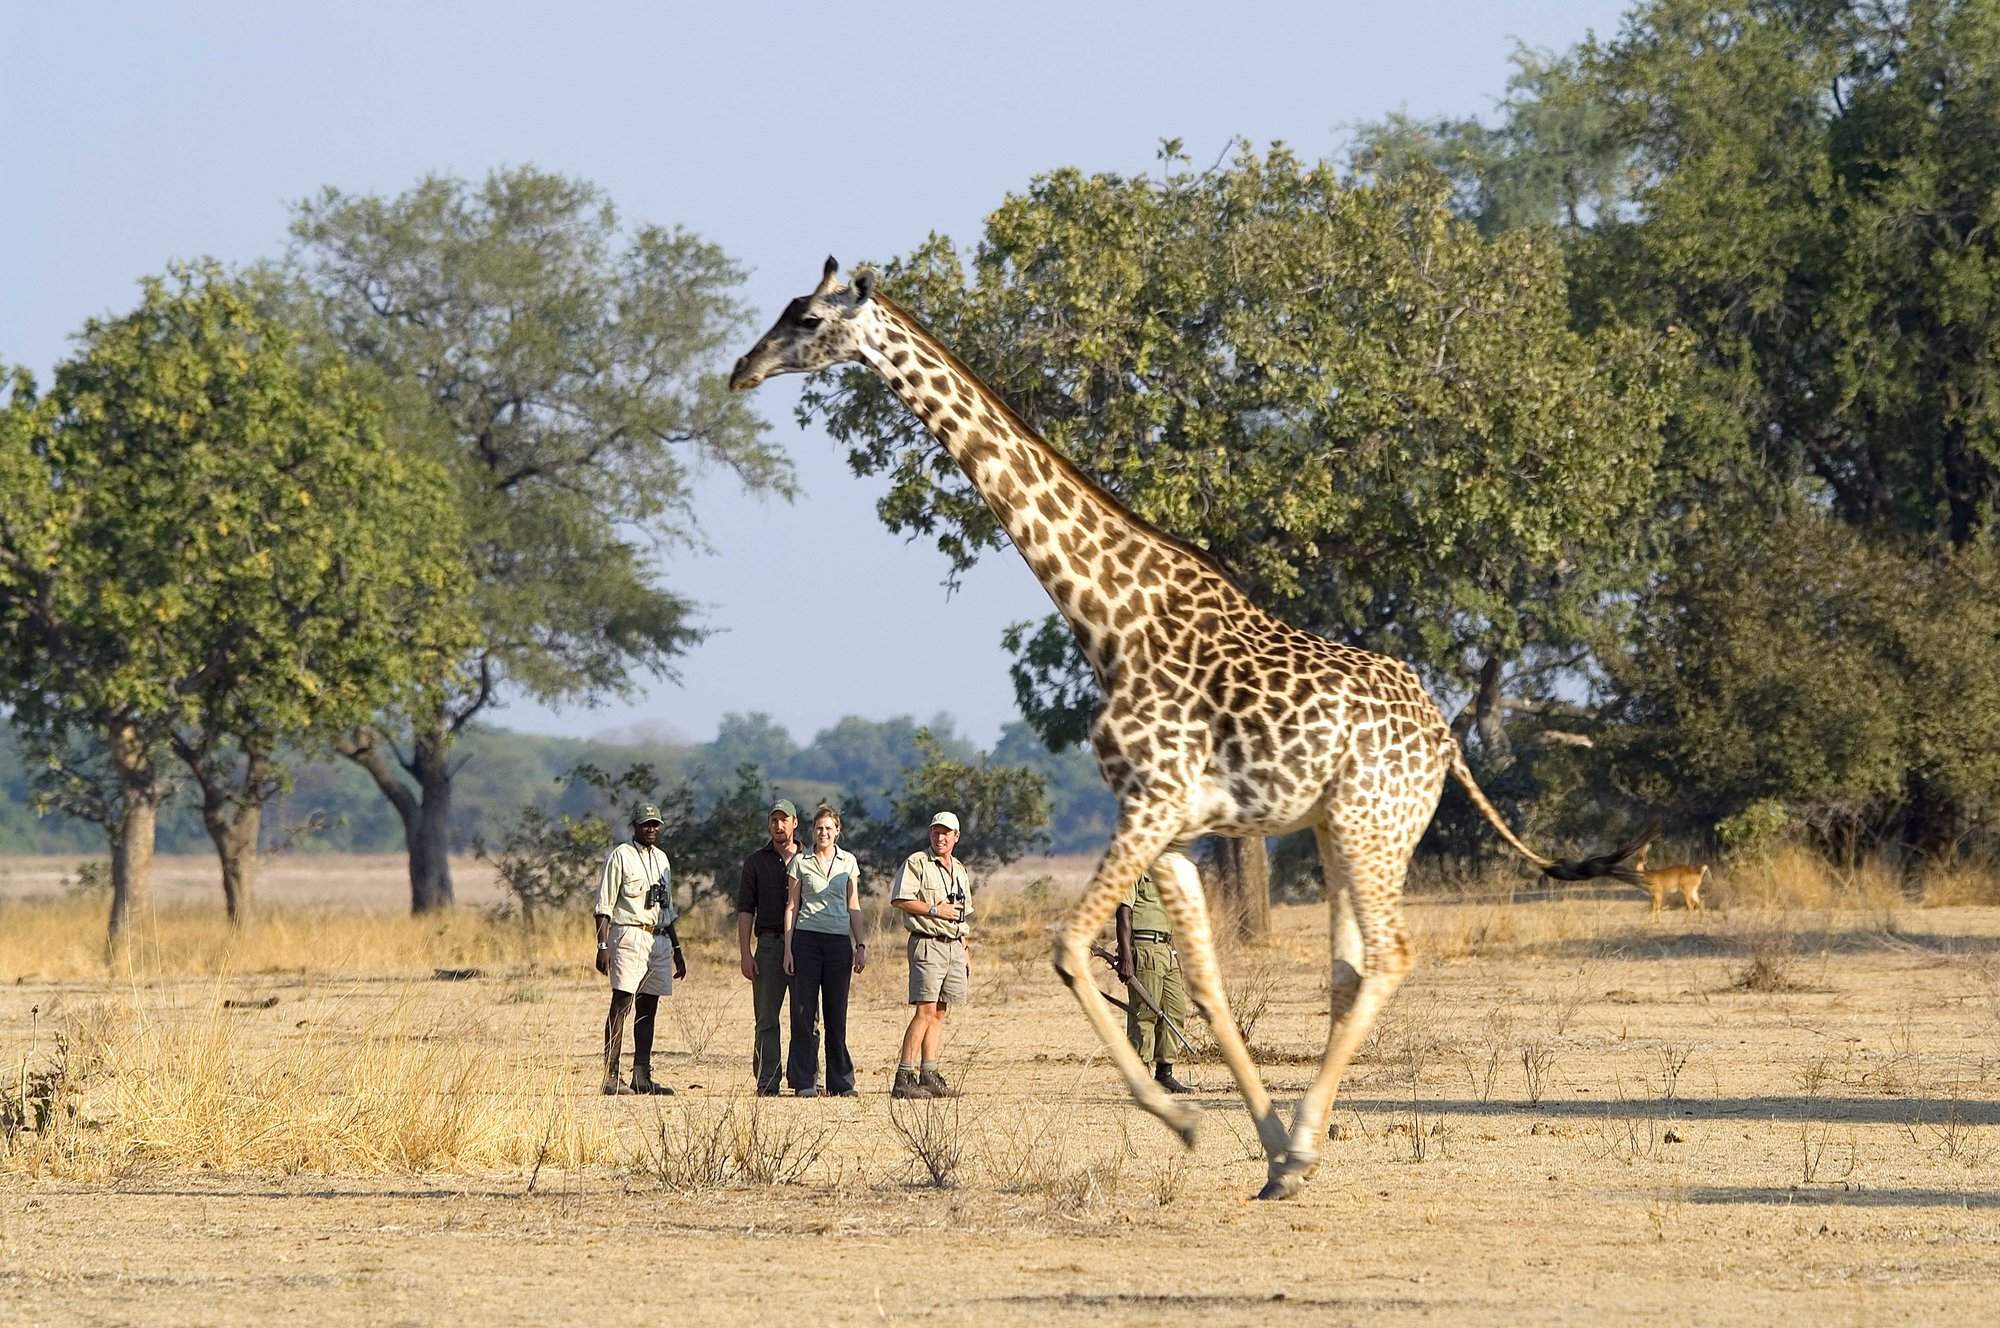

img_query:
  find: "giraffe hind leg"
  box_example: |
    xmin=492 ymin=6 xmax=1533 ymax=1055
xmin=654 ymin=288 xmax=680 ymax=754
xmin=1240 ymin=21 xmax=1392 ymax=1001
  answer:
xmin=1150 ymin=849 xmax=1287 ymax=1164
xmin=1053 ymin=826 xmax=1200 ymax=1147
xmin=1263 ymin=814 xmax=1420 ymax=1200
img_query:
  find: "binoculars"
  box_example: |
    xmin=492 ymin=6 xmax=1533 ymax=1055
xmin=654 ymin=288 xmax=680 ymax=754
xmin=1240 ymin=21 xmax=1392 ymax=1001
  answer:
xmin=645 ymin=877 xmax=671 ymax=911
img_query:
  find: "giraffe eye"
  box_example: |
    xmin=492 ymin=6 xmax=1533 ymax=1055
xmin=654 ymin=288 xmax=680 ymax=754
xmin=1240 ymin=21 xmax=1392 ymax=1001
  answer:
xmin=796 ymin=315 xmax=823 ymax=330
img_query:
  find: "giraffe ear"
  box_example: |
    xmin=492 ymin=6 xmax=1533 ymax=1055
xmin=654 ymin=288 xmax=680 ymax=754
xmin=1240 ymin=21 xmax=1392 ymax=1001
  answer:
xmin=815 ymin=256 xmax=840 ymax=295
xmin=853 ymin=269 xmax=874 ymax=306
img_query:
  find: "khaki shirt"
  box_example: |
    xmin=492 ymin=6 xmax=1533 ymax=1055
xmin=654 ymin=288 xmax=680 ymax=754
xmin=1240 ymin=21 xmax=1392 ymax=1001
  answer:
xmin=594 ymin=841 xmax=676 ymax=929
xmin=892 ymin=850 xmax=972 ymax=940
xmin=1123 ymin=871 xmax=1172 ymax=936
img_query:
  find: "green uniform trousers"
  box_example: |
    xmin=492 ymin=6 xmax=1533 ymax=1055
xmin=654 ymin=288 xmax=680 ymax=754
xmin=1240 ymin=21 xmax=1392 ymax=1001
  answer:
xmin=1125 ymin=939 xmax=1189 ymax=1065
xmin=751 ymin=931 xmax=787 ymax=1093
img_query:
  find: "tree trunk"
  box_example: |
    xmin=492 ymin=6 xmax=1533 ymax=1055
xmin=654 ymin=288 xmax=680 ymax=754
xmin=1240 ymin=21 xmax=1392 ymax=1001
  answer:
xmin=1210 ymin=836 xmax=1272 ymax=941
xmin=1471 ymin=654 xmax=1513 ymax=771
xmin=199 ymin=794 xmax=262 ymax=928
xmin=409 ymin=733 xmax=454 ymax=913
xmin=341 ymin=719 xmax=456 ymax=914
xmin=105 ymin=721 xmax=159 ymax=956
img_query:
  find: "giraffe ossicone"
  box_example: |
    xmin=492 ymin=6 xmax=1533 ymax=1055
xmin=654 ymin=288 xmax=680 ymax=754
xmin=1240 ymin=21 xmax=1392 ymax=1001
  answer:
xmin=731 ymin=258 xmax=1646 ymax=1200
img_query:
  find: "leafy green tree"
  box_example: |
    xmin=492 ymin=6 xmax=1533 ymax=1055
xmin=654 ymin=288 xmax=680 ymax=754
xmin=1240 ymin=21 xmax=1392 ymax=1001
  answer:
xmin=1570 ymin=0 xmax=2000 ymax=546
xmin=0 ymin=264 xmax=472 ymax=942
xmin=483 ymin=762 xmax=659 ymax=929
xmin=840 ymin=729 xmax=1049 ymax=880
xmin=288 ymin=166 xmax=790 ymax=912
xmin=783 ymin=713 xmax=973 ymax=815
xmin=806 ymin=144 xmax=1683 ymax=771
xmin=1598 ymin=504 xmax=2000 ymax=858
xmin=1349 ymin=45 xmax=1639 ymax=235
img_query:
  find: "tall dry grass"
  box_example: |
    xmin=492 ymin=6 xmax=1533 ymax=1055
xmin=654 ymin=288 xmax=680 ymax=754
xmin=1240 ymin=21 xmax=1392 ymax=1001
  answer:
xmin=0 ymin=896 xmax=592 ymax=980
xmin=3 ymin=989 xmax=614 ymax=1179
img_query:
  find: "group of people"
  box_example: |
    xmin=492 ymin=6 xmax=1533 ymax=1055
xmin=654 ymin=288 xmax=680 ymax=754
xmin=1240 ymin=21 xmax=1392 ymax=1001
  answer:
xmin=591 ymin=796 xmax=1192 ymax=1099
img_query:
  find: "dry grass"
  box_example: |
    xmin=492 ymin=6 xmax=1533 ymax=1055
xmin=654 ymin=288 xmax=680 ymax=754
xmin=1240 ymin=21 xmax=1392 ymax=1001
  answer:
xmin=0 ymin=895 xmax=588 ymax=980
xmin=2 ymin=990 xmax=612 ymax=1179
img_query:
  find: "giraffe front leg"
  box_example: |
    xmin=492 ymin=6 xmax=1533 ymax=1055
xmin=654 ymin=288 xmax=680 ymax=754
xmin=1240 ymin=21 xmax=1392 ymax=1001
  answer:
xmin=1054 ymin=834 xmax=1201 ymax=1148
xmin=1151 ymin=851 xmax=1287 ymax=1166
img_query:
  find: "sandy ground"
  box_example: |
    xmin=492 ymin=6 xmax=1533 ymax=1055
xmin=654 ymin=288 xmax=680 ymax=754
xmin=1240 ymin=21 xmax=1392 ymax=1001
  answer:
xmin=4 ymin=863 xmax=2000 ymax=1325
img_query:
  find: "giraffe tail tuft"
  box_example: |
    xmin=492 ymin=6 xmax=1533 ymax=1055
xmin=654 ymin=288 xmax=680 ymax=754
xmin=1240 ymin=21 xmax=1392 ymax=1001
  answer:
xmin=1541 ymin=819 xmax=1657 ymax=887
xmin=1446 ymin=741 xmax=1654 ymax=885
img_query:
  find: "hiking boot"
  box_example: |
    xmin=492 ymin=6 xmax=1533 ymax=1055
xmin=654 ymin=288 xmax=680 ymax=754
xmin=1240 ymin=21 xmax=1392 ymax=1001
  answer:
xmin=1154 ymin=1064 xmax=1193 ymax=1095
xmin=601 ymin=1078 xmax=635 ymax=1096
xmin=891 ymin=1067 xmax=932 ymax=1100
xmin=796 ymin=1086 xmax=818 ymax=1098
xmin=630 ymin=1072 xmax=674 ymax=1095
xmin=918 ymin=1067 xmax=959 ymax=1099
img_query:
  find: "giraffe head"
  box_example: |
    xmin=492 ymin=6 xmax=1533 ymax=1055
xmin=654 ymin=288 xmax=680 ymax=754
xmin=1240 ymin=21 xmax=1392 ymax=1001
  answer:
xmin=728 ymin=256 xmax=877 ymax=391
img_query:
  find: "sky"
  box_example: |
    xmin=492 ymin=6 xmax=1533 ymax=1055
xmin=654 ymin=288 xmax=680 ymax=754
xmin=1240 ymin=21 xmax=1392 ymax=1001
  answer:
xmin=3 ymin=0 xmax=1636 ymax=751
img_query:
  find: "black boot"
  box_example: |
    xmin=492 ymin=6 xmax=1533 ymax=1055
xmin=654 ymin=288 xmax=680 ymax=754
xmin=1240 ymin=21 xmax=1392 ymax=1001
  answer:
xmin=629 ymin=1067 xmax=674 ymax=1095
xmin=918 ymin=1066 xmax=959 ymax=1099
xmin=1155 ymin=1063 xmax=1192 ymax=1094
xmin=892 ymin=1067 xmax=932 ymax=1100
xmin=629 ymin=993 xmax=672 ymax=1093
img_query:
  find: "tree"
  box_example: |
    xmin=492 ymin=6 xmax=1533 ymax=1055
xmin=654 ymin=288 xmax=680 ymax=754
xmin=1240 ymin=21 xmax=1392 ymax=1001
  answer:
xmin=1348 ymin=45 xmax=1640 ymax=235
xmin=1597 ymin=503 xmax=2000 ymax=858
xmin=0 ymin=264 xmax=471 ymax=944
xmin=1571 ymin=0 xmax=2000 ymax=547
xmin=840 ymin=730 xmax=1050 ymax=879
xmin=288 ymin=166 xmax=790 ymax=912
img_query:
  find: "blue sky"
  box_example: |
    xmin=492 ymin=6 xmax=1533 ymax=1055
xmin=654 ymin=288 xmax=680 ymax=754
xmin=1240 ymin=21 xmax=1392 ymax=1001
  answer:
xmin=4 ymin=0 xmax=1634 ymax=750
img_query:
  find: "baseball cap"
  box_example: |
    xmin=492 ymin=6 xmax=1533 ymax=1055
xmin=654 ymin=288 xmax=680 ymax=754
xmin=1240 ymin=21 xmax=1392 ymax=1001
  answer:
xmin=929 ymin=811 xmax=960 ymax=832
xmin=770 ymin=798 xmax=798 ymax=819
xmin=630 ymin=802 xmax=664 ymax=826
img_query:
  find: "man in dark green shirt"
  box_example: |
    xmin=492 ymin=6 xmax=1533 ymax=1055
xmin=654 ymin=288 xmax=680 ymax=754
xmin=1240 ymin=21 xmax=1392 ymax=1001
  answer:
xmin=1115 ymin=869 xmax=1192 ymax=1094
xmin=736 ymin=798 xmax=797 ymax=1096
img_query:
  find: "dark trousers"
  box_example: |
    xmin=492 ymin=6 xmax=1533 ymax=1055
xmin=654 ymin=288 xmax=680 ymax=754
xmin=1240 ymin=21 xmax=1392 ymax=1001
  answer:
xmin=751 ymin=931 xmax=787 ymax=1092
xmin=787 ymin=930 xmax=854 ymax=1093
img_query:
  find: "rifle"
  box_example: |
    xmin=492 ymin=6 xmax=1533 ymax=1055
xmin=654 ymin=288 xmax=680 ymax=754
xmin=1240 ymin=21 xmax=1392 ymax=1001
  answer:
xmin=1090 ymin=943 xmax=1198 ymax=1058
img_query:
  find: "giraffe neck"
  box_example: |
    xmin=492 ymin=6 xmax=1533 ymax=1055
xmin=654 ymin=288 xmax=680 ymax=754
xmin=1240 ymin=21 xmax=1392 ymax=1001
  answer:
xmin=859 ymin=297 xmax=1229 ymax=679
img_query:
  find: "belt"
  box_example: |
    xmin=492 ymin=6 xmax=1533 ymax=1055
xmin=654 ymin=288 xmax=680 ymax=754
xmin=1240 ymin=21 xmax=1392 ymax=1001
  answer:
xmin=1131 ymin=929 xmax=1172 ymax=943
xmin=622 ymin=921 xmax=669 ymax=935
xmin=756 ymin=927 xmax=782 ymax=937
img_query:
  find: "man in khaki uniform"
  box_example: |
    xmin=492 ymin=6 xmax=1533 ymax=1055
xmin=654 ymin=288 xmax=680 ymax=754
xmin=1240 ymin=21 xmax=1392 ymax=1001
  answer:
xmin=889 ymin=811 xmax=971 ymax=1100
xmin=1114 ymin=869 xmax=1192 ymax=1094
xmin=593 ymin=803 xmax=685 ymax=1095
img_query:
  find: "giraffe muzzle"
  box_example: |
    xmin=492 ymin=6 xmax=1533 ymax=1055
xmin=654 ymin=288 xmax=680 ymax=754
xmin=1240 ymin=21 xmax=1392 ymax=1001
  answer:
xmin=727 ymin=354 xmax=763 ymax=391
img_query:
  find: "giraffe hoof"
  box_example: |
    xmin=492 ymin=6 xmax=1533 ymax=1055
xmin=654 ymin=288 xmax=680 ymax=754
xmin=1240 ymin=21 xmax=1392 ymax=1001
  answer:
xmin=1255 ymin=1173 xmax=1305 ymax=1201
xmin=1164 ymin=1100 xmax=1200 ymax=1149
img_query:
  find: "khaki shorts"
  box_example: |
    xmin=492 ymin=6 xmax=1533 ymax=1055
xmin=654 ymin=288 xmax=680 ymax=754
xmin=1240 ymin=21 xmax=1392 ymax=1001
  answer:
xmin=607 ymin=924 xmax=675 ymax=996
xmin=907 ymin=935 xmax=968 ymax=1006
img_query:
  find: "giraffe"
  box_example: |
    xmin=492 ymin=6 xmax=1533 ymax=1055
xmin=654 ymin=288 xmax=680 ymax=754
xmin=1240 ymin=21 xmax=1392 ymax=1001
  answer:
xmin=729 ymin=258 xmax=1645 ymax=1198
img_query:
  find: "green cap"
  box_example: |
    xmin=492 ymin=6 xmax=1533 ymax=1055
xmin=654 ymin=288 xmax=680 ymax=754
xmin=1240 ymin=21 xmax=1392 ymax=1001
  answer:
xmin=770 ymin=798 xmax=798 ymax=819
xmin=630 ymin=802 xmax=663 ymax=826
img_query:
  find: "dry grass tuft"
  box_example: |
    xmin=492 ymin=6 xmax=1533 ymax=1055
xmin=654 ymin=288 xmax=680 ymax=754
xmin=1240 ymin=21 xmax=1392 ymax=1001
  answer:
xmin=629 ymin=1098 xmax=833 ymax=1193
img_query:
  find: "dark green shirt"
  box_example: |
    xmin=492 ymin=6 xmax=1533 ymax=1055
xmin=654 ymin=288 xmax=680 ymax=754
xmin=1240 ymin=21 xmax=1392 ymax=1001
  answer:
xmin=1123 ymin=871 xmax=1172 ymax=935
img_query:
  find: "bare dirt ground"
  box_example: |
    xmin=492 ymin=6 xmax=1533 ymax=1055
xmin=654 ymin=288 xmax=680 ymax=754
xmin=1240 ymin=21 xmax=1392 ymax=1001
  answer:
xmin=5 ymin=857 xmax=2000 ymax=1326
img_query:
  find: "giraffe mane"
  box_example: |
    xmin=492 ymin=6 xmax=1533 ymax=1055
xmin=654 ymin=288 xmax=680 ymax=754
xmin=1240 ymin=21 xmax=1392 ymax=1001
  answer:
xmin=871 ymin=291 xmax=1253 ymax=600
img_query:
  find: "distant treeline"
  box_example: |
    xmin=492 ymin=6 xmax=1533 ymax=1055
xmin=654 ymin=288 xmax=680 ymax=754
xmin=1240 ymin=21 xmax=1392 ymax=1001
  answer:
xmin=0 ymin=712 xmax=1114 ymax=859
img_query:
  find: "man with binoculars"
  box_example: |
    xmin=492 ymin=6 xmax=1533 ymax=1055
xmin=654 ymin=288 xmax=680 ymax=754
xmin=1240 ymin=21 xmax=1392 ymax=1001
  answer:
xmin=889 ymin=810 xmax=973 ymax=1100
xmin=594 ymin=802 xmax=686 ymax=1095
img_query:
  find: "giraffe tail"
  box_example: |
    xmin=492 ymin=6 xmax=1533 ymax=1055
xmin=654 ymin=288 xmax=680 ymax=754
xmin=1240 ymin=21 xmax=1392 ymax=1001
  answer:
xmin=1445 ymin=743 xmax=1651 ymax=886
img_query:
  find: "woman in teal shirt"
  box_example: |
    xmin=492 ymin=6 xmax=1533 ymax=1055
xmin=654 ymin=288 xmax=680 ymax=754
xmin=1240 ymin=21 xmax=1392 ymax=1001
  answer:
xmin=784 ymin=804 xmax=866 ymax=1095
